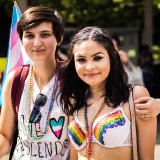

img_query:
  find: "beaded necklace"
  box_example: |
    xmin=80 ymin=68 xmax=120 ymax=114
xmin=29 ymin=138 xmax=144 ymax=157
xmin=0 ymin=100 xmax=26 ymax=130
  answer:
xmin=84 ymin=94 xmax=105 ymax=159
xmin=28 ymin=65 xmax=58 ymax=140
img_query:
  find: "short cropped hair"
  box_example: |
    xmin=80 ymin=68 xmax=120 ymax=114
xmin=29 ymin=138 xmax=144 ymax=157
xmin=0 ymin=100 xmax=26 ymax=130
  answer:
xmin=17 ymin=6 xmax=64 ymax=44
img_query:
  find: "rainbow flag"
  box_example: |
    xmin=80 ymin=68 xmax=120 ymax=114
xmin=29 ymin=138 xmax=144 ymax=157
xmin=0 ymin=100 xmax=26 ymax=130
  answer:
xmin=0 ymin=2 xmax=30 ymax=107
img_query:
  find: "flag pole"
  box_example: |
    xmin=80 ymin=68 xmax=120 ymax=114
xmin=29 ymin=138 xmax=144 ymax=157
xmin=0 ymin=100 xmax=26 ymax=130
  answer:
xmin=13 ymin=0 xmax=17 ymax=4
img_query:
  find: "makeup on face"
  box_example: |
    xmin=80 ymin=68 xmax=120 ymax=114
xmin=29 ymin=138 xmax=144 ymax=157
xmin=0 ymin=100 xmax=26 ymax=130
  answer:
xmin=75 ymin=52 xmax=110 ymax=66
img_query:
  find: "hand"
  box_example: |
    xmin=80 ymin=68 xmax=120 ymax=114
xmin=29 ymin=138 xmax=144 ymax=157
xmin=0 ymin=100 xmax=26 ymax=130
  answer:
xmin=134 ymin=96 xmax=160 ymax=120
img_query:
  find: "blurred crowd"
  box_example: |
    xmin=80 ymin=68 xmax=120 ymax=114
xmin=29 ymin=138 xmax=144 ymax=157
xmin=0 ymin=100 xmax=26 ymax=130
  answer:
xmin=112 ymin=35 xmax=155 ymax=97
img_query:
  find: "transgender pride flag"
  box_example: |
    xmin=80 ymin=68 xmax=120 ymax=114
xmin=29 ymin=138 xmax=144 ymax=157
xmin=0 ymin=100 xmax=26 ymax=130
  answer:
xmin=0 ymin=2 xmax=30 ymax=107
xmin=6 ymin=1 xmax=30 ymax=75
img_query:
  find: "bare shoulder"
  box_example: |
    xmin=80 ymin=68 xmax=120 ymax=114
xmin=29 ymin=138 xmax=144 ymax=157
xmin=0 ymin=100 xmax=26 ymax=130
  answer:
xmin=2 ymin=70 xmax=15 ymax=100
xmin=132 ymin=85 xmax=150 ymax=101
xmin=3 ymin=71 xmax=15 ymax=90
xmin=0 ymin=70 xmax=17 ymax=146
xmin=1 ymin=70 xmax=16 ymax=121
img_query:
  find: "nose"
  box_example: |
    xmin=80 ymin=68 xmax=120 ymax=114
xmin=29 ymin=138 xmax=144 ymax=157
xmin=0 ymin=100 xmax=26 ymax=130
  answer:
xmin=86 ymin=62 xmax=95 ymax=71
xmin=33 ymin=36 xmax=42 ymax=47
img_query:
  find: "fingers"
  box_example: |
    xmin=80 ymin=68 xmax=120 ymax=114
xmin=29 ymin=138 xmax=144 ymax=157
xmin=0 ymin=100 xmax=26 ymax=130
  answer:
xmin=141 ymin=114 xmax=150 ymax=120
xmin=134 ymin=96 xmax=151 ymax=104
xmin=136 ymin=111 xmax=151 ymax=120
xmin=134 ymin=96 xmax=152 ymax=110
xmin=135 ymin=108 xmax=151 ymax=120
xmin=135 ymin=108 xmax=149 ymax=114
xmin=135 ymin=108 xmax=149 ymax=116
xmin=134 ymin=102 xmax=150 ymax=111
xmin=134 ymin=96 xmax=160 ymax=119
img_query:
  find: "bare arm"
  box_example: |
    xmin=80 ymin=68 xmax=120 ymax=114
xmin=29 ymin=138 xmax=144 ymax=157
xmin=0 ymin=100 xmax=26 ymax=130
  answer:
xmin=0 ymin=71 xmax=16 ymax=157
xmin=70 ymin=141 xmax=78 ymax=160
xmin=135 ymin=96 xmax=160 ymax=119
xmin=133 ymin=86 xmax=157 ymax=160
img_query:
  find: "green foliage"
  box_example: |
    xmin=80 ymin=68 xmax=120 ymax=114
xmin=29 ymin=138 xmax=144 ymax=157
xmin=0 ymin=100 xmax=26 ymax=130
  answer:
xmin=3 ymin=0 xmax=160 ymax=29
xmin=31 ymin=0 xmax=145 ymax=28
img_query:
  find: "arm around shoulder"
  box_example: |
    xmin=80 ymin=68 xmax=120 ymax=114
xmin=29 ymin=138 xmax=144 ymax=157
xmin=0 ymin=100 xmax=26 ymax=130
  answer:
xmin=135 ymin=96 xmax=160 ymax=118
xmin=0 ymin=71 xmax=16 ymax=157
xmin=133 ymin=86 xmax=157 ymax=160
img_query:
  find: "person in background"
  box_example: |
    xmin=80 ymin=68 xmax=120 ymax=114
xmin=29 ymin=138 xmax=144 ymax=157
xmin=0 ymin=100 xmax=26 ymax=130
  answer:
xmin=119 ymin=51 xmax=144 ymax=86
xmin=0 ymin=6 xmax=69 ymax=159
xmin=112 ymin=35 xmax=144 ymax=86
xmin=138 ymin=44 xmax=154 ymax=95
xmin=112 ymin=36 xmax=160 ymax=121
xmin=59 ymin=26 xmax=156 ymax=160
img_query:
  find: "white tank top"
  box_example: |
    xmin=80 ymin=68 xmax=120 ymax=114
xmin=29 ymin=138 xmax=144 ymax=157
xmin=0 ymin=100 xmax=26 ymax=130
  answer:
xmin=12 ymin=67 xmax=69 ymax=160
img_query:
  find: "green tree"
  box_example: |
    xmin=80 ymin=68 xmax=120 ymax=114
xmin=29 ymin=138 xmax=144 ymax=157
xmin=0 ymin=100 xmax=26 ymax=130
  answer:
xmin=1 ymin=0 xmax=160 ymax=44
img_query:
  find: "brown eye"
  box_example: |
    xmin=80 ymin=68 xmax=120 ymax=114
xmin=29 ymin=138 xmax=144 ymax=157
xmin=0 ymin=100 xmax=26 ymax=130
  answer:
xmin=94 ymin=56 xmax=103 ymax=61
xmin=25 ymin=34 xmax=34 ymax=39
xmin=41 ymin=32 xmax=52 ymax=38
xmin=76 ymin=58 xmax=86 ymax=63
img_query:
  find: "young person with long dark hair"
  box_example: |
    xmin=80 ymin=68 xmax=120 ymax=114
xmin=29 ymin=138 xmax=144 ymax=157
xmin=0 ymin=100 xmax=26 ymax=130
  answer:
xmin=59 ymin=26 xmax=156 ymax=160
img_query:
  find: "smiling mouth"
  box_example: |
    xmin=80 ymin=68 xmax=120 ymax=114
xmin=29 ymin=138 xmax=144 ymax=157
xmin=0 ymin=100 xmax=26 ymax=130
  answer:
xmin=85 ymin=73 xmax=99 ymax=78
xmin=33 ymin=49 xmax=45 ymax=53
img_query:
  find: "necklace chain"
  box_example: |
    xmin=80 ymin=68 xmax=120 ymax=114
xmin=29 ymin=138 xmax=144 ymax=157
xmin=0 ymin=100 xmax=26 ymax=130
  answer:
xmin=28 ymin=65 xmax=58 ymax=140
xmin=84 ymin=93 xmax=105 ymax=158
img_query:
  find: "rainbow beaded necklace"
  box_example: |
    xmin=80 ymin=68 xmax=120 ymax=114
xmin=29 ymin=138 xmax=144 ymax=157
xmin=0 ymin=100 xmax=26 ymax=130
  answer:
xmin=28 ymin=65 xmax=58 ymax=140
xmin=84 ymin=92 xmax=105 ymax=158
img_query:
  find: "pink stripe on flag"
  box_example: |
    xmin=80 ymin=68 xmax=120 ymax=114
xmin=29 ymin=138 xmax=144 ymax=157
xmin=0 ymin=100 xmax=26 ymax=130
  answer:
xmin=10 ymin=25 xmax=19 ymax=49
xmin=8 ymin=53 xmax=24 ymax=73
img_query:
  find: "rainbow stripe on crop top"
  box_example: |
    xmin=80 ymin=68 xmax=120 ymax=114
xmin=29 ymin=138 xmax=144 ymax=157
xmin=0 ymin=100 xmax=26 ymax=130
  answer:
xmin=94 ymin=110 xmax=126 ymax=144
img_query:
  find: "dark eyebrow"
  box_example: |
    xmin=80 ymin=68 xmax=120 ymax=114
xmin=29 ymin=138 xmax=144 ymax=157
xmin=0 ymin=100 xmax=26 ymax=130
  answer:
xmin=24 ymin=30 xmax=52 ymax=34
xmin=77 ymin=52 xmax=104 ymax=58
xmin=91 ymin=52 xmax=104 ymax=57
xmin=41 ymin=30 xmax=53 ymax=33
xmin=24 ymin=31 xmax=32 ymax=34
